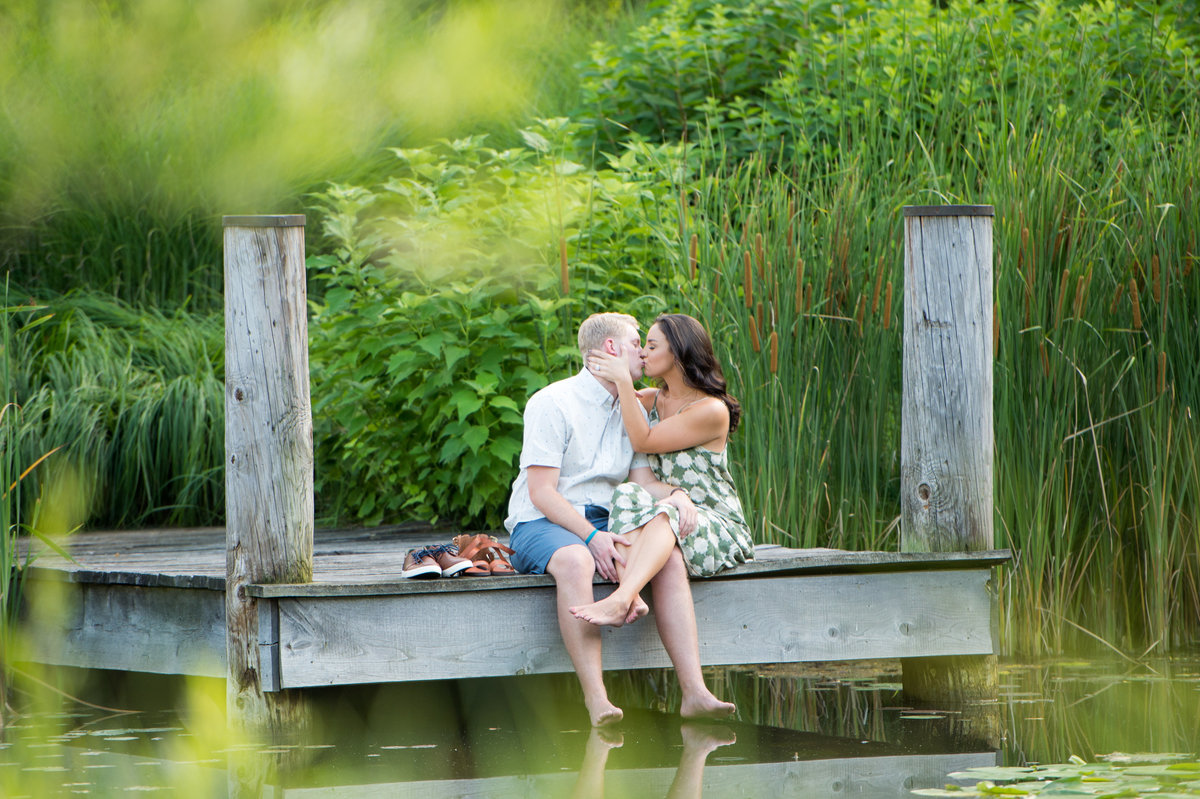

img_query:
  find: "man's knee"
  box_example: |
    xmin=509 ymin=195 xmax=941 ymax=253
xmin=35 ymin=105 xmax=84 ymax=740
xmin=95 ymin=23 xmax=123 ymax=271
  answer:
xmin=547 ymin=544 xmax=595 ymax=583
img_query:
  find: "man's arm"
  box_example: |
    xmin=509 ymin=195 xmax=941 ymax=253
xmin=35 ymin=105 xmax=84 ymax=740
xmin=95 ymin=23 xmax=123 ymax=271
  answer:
xmin=527 ymin=466 xmax=628 ymax=582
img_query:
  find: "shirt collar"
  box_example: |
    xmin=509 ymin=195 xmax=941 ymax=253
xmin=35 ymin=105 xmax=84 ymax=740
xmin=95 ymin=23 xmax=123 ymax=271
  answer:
xmin=572 ymin=368 xmax=620 ymax=409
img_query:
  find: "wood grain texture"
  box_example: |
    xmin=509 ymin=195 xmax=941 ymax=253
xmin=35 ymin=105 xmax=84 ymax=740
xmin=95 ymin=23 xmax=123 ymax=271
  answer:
xmin=275 ymin=569 xmax=995 ymax=687
xmin=901 ymin=209 xmax=994 ymax=552
xmin=224 ymin=218 xmax=314 ymax=726
xmin=27 ymin=581 xmax=226 ymax=677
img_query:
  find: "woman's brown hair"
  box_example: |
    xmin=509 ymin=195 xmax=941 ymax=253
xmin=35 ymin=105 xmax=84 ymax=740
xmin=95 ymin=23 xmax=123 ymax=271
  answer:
xmin=652 ymin=313 xmax=742 ymax=434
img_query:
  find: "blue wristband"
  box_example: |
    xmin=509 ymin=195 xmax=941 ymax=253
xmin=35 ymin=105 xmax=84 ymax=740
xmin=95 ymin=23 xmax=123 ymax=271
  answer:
xmin=584 ymin=529 xmax=599 ymax=545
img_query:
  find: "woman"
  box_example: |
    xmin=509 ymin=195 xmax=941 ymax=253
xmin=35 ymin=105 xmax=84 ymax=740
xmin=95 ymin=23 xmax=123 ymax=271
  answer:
xmin=570 ymin=313 xmax=755 ymax=627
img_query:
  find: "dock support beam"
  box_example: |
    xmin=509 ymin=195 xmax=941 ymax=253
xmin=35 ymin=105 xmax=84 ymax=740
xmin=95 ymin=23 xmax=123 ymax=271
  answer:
xmin=223 ymin=214 xmax=313 ymax=736
xmin=898 ymin=205 xmax=998 ymax=708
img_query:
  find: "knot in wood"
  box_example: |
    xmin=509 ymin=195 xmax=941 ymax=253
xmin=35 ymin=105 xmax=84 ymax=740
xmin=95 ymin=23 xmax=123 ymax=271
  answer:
xmin=234 ymin=388 xmax=245 ymax=401
xmin=918 ymin=483 xmax=932 ymax=501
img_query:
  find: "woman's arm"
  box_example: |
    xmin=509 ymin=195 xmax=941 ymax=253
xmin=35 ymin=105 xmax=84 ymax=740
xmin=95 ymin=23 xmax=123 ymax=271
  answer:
xmin=587 ymin=350 xmax=727 ymax=453
xmin=628 ymin=466 xmax=698 ymax=536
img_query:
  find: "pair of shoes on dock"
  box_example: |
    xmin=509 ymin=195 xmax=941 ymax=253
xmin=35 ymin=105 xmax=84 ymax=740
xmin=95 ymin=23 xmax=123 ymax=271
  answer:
xmin=401 ymin=537 xmax=516 ymax=579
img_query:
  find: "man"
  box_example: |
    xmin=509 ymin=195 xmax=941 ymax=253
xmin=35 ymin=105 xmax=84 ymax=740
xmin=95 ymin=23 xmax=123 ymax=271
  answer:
xmin=506 ymin=312 xmax=735 ymax=726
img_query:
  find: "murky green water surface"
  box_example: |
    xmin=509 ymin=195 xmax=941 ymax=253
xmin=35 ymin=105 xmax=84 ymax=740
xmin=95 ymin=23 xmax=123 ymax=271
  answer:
xmin=1 ymin=659 xmax=1198 ymax=796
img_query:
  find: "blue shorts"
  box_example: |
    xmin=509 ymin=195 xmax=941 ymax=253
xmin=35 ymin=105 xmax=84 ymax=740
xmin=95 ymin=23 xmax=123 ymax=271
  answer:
xmin=509 ymin=505 xmax=609 ymax=575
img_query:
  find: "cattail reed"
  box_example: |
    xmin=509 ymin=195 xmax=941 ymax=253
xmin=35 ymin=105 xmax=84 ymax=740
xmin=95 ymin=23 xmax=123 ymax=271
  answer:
xmin=1130 ymin=277 xmax=1142 ymax=329
xmin=871 ymin=254 xmax=886 ymax=313
xmin=823 ymin=268 xmax=834 ymax=310
xmin=755 ymin=232 xmax=765 ymax=280
xmin=769 ymin=331 xmax=779 ymax=374
xmin=559 ymin=236 xmax=569 ymax=294
xmin=795 ymin=255 xmax=805 ymax=315
xmin=749 ymin=315 xmax=761 ymax=352
xmin=1039 ymin=340 xmax=1050 ymax=377
xmin=1110 ymin=281 xmax=1125 ymax=315
xmin=689 ymin=233 xmax=698 ymax=281
xmin=1151 ymin=254 xmax=1161 ymax=302
xmin=1054 ymin=269 xmax=1069 ymax=329
xmin=804 ymin=282 xmax=813 ymax=313
xmin=854 ymin=293 xmax=865 ymax=336
xmin=743 ymin=252 xmax=753 ymax=308
xmin=882 ymin=282 xmax=893 ymax=330
xmin=1159 ymin=350 xmax=1167 ymax=394
xmin=1073 ymin=276 xmax=1085 ymax=319
xmin=756 ymin=300 xmax=764 ymax=334
xmin=993 ymin=300 xmax=1000 ymax=358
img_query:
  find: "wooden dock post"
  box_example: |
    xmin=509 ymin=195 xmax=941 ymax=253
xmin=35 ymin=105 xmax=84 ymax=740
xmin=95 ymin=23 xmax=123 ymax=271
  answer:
xmin=223 ymin=214 xmax=313 ymax=735
xmin=898 ymin=205 xmax=998 ymax=706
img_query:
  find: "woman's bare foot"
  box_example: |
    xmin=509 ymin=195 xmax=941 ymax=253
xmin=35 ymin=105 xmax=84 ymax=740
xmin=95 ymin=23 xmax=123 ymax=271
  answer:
xmin=680 ymin=692 xmax=736 ymax=720
xmin=585 ymin=695 xmax=624 ymax=728
xmin=570 ymin=594 xmax=634 ymax=628
xmin=680 ymin=722 xmax=736 ymax=754
xmin=624 ymin=595 xmax=650 ymax=625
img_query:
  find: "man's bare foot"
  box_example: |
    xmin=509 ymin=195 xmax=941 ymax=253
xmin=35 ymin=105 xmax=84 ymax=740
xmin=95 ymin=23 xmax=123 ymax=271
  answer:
xmin=624 ymin=595 xmax=650 ymax=625
xmin=588 ymin=703 xmax=624 ymax=728
xmin=570 ymin=594 xmax=634 ymax=628
xmin=680 ymin=692 xmax=736 ymax=720
xmin=680 ymin=722 xmax=736 ymax=754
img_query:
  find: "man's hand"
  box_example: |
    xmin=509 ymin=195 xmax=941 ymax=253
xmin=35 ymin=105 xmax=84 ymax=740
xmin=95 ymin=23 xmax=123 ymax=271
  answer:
xmin=587 ymin=530 xmax=630 ymax=582
xmin=659 ymin=490 xmax=698 ymax=536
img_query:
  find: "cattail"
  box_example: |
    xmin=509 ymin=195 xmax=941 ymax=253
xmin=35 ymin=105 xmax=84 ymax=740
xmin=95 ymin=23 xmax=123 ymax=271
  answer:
xmin=854 ymin=293 xmax=865 ymax=336
xmin=1039 ymin=340 xmax=1050 ymax=377
xmin=769 ymin=331 xmax=779 ymax=374
xmin=749 ymin=315 xmax=762 ymax=352
xmin=743 ymin=252 xmax=753 ymax=308
xmin=689 ymin=233 xmax=698 ymax=281
xmin=722 ymin=215 xmax=730 ymax=237
xmin=1151 ymin=254 xmax=1161 ymax=302
xmin=755 ymin=232 xmax=765 ymax=280
xmin=1130 ymin=277 xmax=1142 ymax=329
xmin=795 ymin=255 xmax=805 ymax=315
xmin=838 ymin=233 xmax=849 ymax=274
xmin=678 ymin=186 xmax=688 ymax=237
xmin=871 ymin=254 xmax=886 ymax=314
xmin=1072 ymin=275 xmax=1085 ymax=319
xmin=1054 ymin=269 xmax=1069 ymax=329
xmin=804 ymin=282 xmax=813 ymax=313
xmin=756 ymin=300 xmax=764 ymax=334
xmin=1110 ymin=282 xmax=1125 ymax=315
xmin=714 ymin=271 xmax=721 ymax=298
xmin=740 ymin=216 xmax=751 ymax=246
xmin=787 ymin=221 xmax=794 ymax=252
xmin=823 ymin=269 xmax=834 ymax=310
xmin=1159 ymin=350 xmax=1167 ymax=394
xmin=882 ymin=282 xmax=893 ymax=330
xmin=993 ymin=300 xmax=1000 ymax=359
xmin=559 ymin=236 xmax=569 ymax=294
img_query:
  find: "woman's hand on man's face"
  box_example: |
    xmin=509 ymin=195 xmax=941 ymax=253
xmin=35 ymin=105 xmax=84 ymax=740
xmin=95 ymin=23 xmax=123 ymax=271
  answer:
xmin=587 ymin=347 xmax=634 ymax=384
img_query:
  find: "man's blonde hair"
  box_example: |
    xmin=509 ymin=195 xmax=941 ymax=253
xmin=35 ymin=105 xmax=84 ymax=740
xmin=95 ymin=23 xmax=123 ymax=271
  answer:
xmin=577 ymin=312 xmax=639 ymax=361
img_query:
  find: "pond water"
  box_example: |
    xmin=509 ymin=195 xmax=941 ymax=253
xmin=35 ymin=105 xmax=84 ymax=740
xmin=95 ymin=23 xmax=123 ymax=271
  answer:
xmin=1 ymin=658 xmax=1198 ymax=797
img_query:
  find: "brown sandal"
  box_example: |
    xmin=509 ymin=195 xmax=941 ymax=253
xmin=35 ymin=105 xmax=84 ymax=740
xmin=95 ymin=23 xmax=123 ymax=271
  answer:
xmin=453 ymin=534 xmax=516 ymax=576
xmin=451 ymin=535 xmax=491 ymax=576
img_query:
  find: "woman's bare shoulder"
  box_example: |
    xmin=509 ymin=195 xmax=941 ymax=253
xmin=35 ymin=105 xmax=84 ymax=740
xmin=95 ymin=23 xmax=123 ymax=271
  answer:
xmin=637 ymin=386 xmax=660 ymax=411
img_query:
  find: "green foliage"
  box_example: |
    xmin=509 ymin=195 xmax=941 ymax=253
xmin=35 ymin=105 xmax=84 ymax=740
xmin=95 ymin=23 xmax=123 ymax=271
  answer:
xmin=3 ymin=287 xmax=224 ymax=530
xmin=307 ymin=129 xmax=672 ymax=528
xmin=580 ymin=0 xmax=1200 ymax=163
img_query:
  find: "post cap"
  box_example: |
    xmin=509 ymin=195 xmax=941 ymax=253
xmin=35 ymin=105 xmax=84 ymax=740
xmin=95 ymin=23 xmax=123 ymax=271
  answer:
xmin=222 ymin=214 xmax=307 ymax=228
xmin=903 ymin=205 xmax=994 ymax=217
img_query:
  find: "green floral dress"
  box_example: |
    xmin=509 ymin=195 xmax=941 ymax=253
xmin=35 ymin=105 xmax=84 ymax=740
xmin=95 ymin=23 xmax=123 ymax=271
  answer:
xmin=609 ymin=401 xmax=755 ymax=577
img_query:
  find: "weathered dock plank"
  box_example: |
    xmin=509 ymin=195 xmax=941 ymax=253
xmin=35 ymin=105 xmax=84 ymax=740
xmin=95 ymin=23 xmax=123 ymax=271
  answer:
xmin=21 ymin=528 xmax=1009 ymax=687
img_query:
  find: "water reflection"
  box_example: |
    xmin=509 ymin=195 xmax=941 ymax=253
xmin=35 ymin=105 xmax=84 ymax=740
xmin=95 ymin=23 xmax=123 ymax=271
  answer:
xmin=0 ymin=659 xmax=1196 ymax=796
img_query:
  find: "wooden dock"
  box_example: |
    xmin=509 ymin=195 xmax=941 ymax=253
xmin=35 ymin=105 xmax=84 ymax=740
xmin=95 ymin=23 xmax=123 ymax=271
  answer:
xmin=22 ymin=527 xmax=1009 ymax=691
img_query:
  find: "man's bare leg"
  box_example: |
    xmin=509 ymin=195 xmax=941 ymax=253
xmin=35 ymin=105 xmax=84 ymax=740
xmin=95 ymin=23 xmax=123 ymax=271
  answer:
xmin=650 ymin=549 xmax=736 ymax=720
xmin=547 ymin=545 xmax=623 ymax=727
xmin=571 ymin=514 xmax=675 ymax=626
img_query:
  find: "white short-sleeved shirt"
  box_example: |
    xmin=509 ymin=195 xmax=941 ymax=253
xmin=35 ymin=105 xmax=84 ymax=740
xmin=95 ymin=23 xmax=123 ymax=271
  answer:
xmin=505 ymin=369 xmax=649 ymax=531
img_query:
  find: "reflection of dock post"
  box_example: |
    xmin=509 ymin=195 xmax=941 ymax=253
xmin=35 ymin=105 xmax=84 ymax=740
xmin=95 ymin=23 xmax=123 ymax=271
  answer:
xmin=898 ymin=205 xmax=1000 ymax=709
xmin=223 ymin=214 xmax=313 ymax=737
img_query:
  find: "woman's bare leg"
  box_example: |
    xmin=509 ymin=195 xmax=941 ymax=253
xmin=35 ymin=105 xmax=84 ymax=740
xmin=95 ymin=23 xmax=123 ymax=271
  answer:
xmin=612 ymin=527 xmax=649 ymax=624
xmin=571 ymin=514 xmax=675 ymax=627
